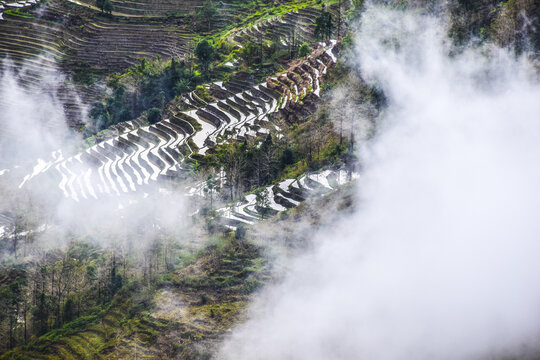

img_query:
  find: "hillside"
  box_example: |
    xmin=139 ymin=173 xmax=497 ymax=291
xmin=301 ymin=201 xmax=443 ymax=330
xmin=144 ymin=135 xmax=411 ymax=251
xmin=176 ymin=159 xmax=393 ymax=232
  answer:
xmin=0 ymin=0 xmax=360 ymax=358
xmin=1 ymin=0 xmax=540 ymax=359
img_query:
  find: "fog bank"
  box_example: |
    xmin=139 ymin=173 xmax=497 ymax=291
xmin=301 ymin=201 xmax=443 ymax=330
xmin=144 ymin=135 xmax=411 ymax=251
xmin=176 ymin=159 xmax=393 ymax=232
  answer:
xmin=0 ymin=60 xmax=76 ymax=168
xmin=220 ymin=4 xmax=540 ymax=360
xmin=0 ymin=60 xmax=191 ymax=255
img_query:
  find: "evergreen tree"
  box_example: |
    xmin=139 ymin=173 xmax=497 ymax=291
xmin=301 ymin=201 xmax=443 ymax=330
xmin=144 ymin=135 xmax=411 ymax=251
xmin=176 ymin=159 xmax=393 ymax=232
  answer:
xmin=315 ymin=9 xmax=333 ymax=41
xmin=63 ymin=298 xmax=74 ymax=323
xmin=103 ymin=0 xmax=114 ymax=14
xmin=195 ymin=39 xmax=215 ymax=76
xmin=204 ymin=174 xmax=218 ymax=210
xmin=147 ymin=108 xmax=161 ymax=124
xmin=196 ymin=0 xmax=217 ymax=31
xmin=96 ymin=0 xmax=105 ymax=12
xmin=255 ymin=189 xmax=271 ymax=219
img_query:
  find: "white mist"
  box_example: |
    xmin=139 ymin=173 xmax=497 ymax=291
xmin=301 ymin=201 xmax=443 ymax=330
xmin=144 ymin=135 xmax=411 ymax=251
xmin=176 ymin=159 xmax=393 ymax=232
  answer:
xmin=220 ymin=4 xmax=540 ymax=360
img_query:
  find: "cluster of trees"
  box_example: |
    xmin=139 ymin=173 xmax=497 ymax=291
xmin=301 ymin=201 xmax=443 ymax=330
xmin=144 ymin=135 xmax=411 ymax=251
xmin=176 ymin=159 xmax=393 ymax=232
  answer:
xmin=0 ymin=243 xmax=124 ymax=351
xmin=233 ymin=36 xmax=311 ymax=71
xmin=194 ymin=0 xmax=219 ymax=31
xmin=201 ymin=135 xmax=295 ymax=203
xmin=197 ymin=118 xmax=352 ymax=216
xmin=96 ymin=0 xmax=114 ymax=15
xmin=88 ymin=58 xmax=196 ymax=133
xmin=315 ymin=8 xmax=334 ymax=41
xmin=0 ymin=229 xmax=180 ymax=353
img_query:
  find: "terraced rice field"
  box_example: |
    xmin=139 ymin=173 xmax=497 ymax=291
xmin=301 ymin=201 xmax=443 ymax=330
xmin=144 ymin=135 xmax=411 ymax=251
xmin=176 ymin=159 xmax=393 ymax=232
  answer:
xmin=217 ymin=168 xmax=358 ymax=228
xmin=3 ymin=42 xmax=339 ymax=218
xmin=0 ymin=0 xmax=340 ymax=129
xmin=0 ymin=0 xmax=40 ymax=20
xmin=0 ymin=0 xmax=196 ymax=126
xmin=0 ymin=0 xmax=195 ymax=71
xmin=228 ymin=3 xmax=342 ymax=48
xmin=65 ymin=0 xmax=255 ymax=22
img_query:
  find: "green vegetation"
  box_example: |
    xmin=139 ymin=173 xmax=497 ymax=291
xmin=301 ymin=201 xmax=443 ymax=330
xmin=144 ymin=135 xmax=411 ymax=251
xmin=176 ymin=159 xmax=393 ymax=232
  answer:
xmin=195 ymin=39 xmax=216 ymax=76
xmin=87 ymin=58 xmax=196 ymax=134
xmin=2 ymin=0 xmax=540 ymax=358
xmin=1 ymin=231 xmax=268 ymax=358
xmin=3 ymin=9 xmax=35 ymax=18
xmin=103 ymin=0 xmax=114 ymax=14
xmin=0 ymin=242 xmax=125 ymax=354
xmin=174 ymin=234 xmax=266 ymax=293
xmin=147 ymin=107 xmax=162 ymax=124
xmin=315 ymin=8 xmax=333 ymax=41
xmin=298 ymin=42 xmax=311 ymax=57
xmin=0 ymin=0 xmax=370 ymax=358
xmin=77 ymin=0 xmax=349 ymax=136
xmin=95 ymin=0 xmax=113 ymax=13
xmin=195 ymin=0 xmax=218 ymax=31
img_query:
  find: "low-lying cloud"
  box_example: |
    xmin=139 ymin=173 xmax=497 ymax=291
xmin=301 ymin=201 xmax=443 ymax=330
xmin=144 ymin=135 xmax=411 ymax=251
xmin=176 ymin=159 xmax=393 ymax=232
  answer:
xmin=0 ymin=60 xmax=191 ymax=255
xmin=219 ymin=4 xmax=540 ymax=360
xmin=0 ymin=60 xmax=75 ymax=168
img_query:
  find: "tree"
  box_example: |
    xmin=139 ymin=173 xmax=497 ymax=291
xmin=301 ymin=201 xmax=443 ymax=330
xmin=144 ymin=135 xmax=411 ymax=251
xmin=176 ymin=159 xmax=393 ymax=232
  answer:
xmin=196 ymin=0 xmax=217 ymax=31
xmin=103 ymin=0 xmax=114 ymax=14
xmin=289 ymin=28 xmax=297 ymax=60
xmin=280 ymin=147 xmax=294 ymax=167
xmin=255 ymin=188 xmax=271 ymax=219
xmin=337 ymin=0 xmax=342 ymax=38
xmin=298 ymin=42 xmax=310 ymax=57
xmin=258 ymin=134 xmax=277 ymax=185
xmin=195 ymin=39 xmax=215 ymax=76
xmin=235 ymin=224 xmax=246 ymax=240
xmin=0 ymin=277 xmax=25 ymax=349
xmin=237 ymin=40 xmax=259 ymax=67
xmin=96 ymin=0 xmax=105 ymax=12
xmin=147 ymin=108 xmax=161 ymax=124
xmin=209 ymin=143 xmax=247 ymax=200
xmin=185 ymin=54 xmax=196 ymax=77
xmin=32 ymin=291 xmax=48 ymax=336
xmin=315 ymin=10 xmax=333 ymax=41
xmin=63 ymin=298 xmax=74 ymax=323
xmin=258 ymin=32 xmax=264 ymax=68
xmin=204 ymin=174 xmax=218 ymax=210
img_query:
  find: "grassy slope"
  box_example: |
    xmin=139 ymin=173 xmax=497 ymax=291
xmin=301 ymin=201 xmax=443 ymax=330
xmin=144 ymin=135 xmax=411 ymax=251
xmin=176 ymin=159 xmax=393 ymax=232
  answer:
xmin=1 ymin=235 xmax=268 ymax=360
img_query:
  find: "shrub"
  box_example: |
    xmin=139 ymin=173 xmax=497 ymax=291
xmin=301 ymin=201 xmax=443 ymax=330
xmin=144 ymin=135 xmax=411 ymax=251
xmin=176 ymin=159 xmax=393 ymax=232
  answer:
xmin=147 ymin=108 xmax=161 ymax=124
xmin=200 ymin=293 xmax=209 ymax=305
xmin=280 ymin=147 xmax=295 ymax=167
xmin=298 ymin=42 xmax=310 ymax=57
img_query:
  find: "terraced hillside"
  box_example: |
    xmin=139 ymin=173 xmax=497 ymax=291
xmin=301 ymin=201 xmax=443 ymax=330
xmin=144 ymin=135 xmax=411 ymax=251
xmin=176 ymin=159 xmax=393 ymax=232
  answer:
xmin=0 ymin=0 xmax=345 ymax=131
xmin=217 ymin=168 xmax=357 ymax=228
xmin=0 ymin=0 xmax=195 ymax=71
xmin=0 ymin=0 xmax=195 ymax=127
xmin=80 ymin=0 xmax=240 ymax=20
xmin=11 ymin=41 xmax=338 ymax=203
xmin=227 ymin=2 xmax=343 ymax=48
xmin=0 ymin=0 xmax=341 ymax=71
xmin=0 ymin=0 xmax=39 ymax=20
xmin=0 ymin=232 xmax=270 ymax=359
